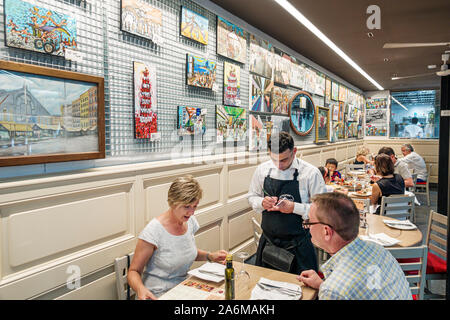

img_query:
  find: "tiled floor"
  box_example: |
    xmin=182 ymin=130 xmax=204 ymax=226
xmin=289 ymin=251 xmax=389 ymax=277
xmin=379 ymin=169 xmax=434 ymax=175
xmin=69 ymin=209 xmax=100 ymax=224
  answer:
xmin=245 ymin=186 xmax=447 ymax=299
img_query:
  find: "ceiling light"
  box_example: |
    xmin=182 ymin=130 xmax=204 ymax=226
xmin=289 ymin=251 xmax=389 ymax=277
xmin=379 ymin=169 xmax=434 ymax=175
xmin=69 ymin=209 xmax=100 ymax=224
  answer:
xmin=273 ymin=0 xmax=384 ymax=90
xmin=427 ymin=65 xmax=437 ymax=69
xmin=384 ymin=58 xmax=389 ymax=62
xmin=367 ymin=32 xmax=374 ymax=38
xmin=391 ymin=96 xmax=408 ymax=111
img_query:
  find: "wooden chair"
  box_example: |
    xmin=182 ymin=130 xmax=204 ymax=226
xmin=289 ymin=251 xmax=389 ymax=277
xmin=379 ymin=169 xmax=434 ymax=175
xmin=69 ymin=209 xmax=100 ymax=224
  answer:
xmin=387 ymin=245 xmax=428 ymax=300
xmin=251 ymin=217 xmax=262 ymax=248
xmin=114 ymin=252 xmax=135 ymax=300
xmin=413 ymin=164 xmax=432 ymax=207
xmin=380 ymin=195 xmax=415 ymax=221
xmin=424 ymin=210 xmax=447 ymax=299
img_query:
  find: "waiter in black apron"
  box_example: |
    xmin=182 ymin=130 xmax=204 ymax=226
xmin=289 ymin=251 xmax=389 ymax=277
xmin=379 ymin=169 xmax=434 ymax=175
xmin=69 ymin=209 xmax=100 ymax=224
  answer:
xmin=248 ymin=132 xmax=325 ymax=274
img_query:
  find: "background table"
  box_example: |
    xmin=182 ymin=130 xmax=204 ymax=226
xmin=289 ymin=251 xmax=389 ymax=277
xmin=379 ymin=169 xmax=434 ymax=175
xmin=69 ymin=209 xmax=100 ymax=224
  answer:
xmin=359 ymin=214 xmax=423 ymax=247
xmin=160 ymin=262 xmax=318 ymax=300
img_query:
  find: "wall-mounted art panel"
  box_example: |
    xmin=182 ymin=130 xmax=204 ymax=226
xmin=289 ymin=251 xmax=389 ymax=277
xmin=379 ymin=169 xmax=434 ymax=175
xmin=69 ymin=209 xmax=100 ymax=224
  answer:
xmin=271 ymin=85 xmax=295 ymax=115
xmin=180 ymin=6 xmax=208 ymax=44
xmin=4 ymin=0 xmax=77 ymax=56
xmin=315 ymin=106 xmax=330 ymax=143
xmin=249 ymin=35 xmax=273 ymax=79
xmin=0 ymin=60 xmax=105 ymax=167
xmin=186 ymin=53 xmax=217 ymax=89
xmin=177 ymin=106 xmax=206 ymax=135
xmin=133 ymin=61 xmax=158 ymax=140
xmin=216 ymin=105 xmax=247 ymax=143
xmin=217 ymin=16 xmax=247 ymax=64
xmin=223 ymin=61 xmax=241 ymax=106
xmin=121 ymin=0 xmax=163 ymax=45
xmin=250 ymin=74 xmax=273 ymax=113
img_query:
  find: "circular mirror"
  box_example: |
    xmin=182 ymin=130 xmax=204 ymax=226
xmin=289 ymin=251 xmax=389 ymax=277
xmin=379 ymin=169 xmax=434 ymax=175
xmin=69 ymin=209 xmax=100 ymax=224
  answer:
xmin=288 ymin=91 xmax=315 ymax=136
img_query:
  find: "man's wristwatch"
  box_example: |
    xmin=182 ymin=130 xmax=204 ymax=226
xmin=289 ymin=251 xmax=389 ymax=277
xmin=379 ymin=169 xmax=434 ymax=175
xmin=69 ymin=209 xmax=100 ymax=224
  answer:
xmin=206 ymin=252 xmax=212 ymax=262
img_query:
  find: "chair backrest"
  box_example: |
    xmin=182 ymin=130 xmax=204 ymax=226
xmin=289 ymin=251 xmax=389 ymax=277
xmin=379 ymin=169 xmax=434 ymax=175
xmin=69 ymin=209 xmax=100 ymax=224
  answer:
xmin=379 ymin=195 xmax=415 ymax=220
xmin=251 ymin=217 xmax=262 ymax=247
xmin=387 ymin=245 xmax=428 ymax=300
xmin=426 ymin=210 xmax=447 ymax=260
xmin=346 ymin=164 xmax=365 ymax=173
xmin=410 ymin=173 xmax=418 ymax=192
xmin=426 ymin=163 xmax=433 ymax=183
xmin=114 ymin=252 xmax=135 ymax=300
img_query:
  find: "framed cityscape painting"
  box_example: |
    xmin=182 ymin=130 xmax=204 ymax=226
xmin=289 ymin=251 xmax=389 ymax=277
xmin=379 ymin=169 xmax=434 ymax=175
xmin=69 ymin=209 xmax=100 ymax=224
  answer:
xmin=186 ymin=54 xmax=217 ymax=89
xmin=0 ymin=60 xmax=105 ymax=167
xmin=249 ymin=35 xmax=273 ymax=79
xmin=223 ymin=61 xmax=241 ymax=106
xmin=315 ymin=106 xmax=330 ymax=143
xmin=121 ymin=0 xmax=163 ymax=45
xmin=250 ymin=75 xmax=273 ymax=113
xmin=249 ymin=114 xmax=271 ymax=152
xmin=271 ymin=85 xmax=294 ymax=115
xmin=216 ymin=105 xmax=247 ymax=143
xmin=133 ymin=61 xmax=158 ymax=140
xmin=3 ymin=0 xmax=77 ymax=57
xmin=180 ymin=6 xmax=208 ymax=45
xmin=217 ymin=16 xmax=247 ymax=64
xmin=177 ymin=106 xmax=206 ymax=135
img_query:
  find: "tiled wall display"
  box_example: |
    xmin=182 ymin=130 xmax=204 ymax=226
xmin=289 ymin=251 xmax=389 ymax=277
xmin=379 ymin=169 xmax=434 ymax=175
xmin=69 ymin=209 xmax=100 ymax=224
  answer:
xmin=0 ymin=0 xmax=364 ymax=167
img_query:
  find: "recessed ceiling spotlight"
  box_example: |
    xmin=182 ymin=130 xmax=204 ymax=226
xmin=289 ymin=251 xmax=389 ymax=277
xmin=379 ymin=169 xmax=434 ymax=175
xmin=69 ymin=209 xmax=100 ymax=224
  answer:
xmin=384 ymin=58 xmax=389 ymax=62
xmin=427 ymin=64 xmax=437 ymax=69
xmin=367 ymin=32 xmax=374 ymax=38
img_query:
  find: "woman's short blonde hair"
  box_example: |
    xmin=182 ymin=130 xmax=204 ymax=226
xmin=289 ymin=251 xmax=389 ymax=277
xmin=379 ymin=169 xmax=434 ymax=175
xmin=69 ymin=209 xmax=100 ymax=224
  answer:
xmin=167 ymin=175 xmax=203 ymax=207
xmin=356 ymin=146 xmax=370 ymax=157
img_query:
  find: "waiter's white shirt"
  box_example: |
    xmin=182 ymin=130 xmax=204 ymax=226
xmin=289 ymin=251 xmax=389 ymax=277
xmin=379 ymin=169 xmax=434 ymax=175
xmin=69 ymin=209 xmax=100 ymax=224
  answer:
xmin=247 ymin=157 xmax=326 ymax=220
xmin=399 ymin=152 xmax=427 ymax=181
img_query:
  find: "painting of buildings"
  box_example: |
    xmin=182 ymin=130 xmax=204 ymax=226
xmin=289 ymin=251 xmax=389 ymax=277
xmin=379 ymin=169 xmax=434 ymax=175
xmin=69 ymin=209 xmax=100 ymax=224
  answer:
xmin=250 ymin=75 xmax=273 ymax=113
xmin=177 ymin=106 xmax=206 ymax=135
xmin=180 ymin=6 xmax=208 ymax=45
xmin=186 ymin=54 xmax=217 ymax=89
xmin=4 ymin=0 xmax=77 ymax=56
xmin=223 ymin=61 xmax=241 ymax=106
xmin=121 ymin=0 xmax=163 ymax=45
xmin=216 ymin=105 xmax=247 ymax=143
xmin=217 ymin=16 xmax=247 ymax=64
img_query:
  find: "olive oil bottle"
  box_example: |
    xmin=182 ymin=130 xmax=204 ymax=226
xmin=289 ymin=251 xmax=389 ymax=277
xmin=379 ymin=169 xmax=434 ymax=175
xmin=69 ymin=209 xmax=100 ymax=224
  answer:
xmin=224 ymin=254 xmax=235 ymax=300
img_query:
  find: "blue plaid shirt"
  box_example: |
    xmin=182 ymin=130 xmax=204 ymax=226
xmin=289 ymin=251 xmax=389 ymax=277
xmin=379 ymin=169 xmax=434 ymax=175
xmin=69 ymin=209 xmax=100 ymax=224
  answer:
xmin=319 ymin=238 xmax=412 ymax=300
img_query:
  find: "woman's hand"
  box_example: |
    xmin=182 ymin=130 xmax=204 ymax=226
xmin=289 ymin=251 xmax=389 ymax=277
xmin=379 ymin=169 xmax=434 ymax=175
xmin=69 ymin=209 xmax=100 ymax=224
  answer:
xmin=137 ymin=287 xmax=158 ymax=300
xmin=210 ymin=250 xmax=228 ymax=264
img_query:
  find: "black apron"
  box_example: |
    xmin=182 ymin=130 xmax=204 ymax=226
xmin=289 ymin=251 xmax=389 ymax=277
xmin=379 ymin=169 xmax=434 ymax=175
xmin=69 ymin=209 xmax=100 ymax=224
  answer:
xmin=255 ymin=168 xmax=318 ymax=274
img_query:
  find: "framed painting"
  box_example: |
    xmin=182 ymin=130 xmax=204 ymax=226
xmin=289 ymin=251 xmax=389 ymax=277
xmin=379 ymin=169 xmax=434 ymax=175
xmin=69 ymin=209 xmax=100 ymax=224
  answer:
xmin=133 ymin=61 xmax=158 ymax=140
xmin=338 ymin=85 xmax=346 ymax=102
xmin=366 ymin=98 xmax=388 ymax=109
xmin=0 ymin=60 xmax=105 ymax=167
xmin=338 ymin=101 xmax=345 ymax=122
xmin=271 ymin=85 xmax=294 ymax=115
xmin=315 ymin=106 xmax=330 ymax=143
xmin=250 ymin=74 xmax=273 ymax=113
xmin=249 ymin=35 xmax=273 ymax=79
xmin=186 ymin=53 xmax=217 ymax=89
xmin=180 ymin=6 xmax=208 ymax=45
xmin=315 ymin=73 xmax=325 ymax=97
xmin=331 ymin=81 xmax=339 ymax=101
xmin=217 ymin=16 xmax=247 ymax=64
xmin=177 ymin=106 xmax=206 ymax=135
xmin=216 ymin=105 xmax=247 ymax=143
xmin=4 ymin=0 xmax=77 ymax=57
xmin=223 ymin=61 xmax=241 ymax=106
xmin=325 ymin=78 xmax=331 ymax=105
xmin=331 ymin=103 xmax=339 ymax=121
xmin=249 ymin=114 xmax=271 ymax=152
xmin=121 ymin=0 xmax=163 ymax=45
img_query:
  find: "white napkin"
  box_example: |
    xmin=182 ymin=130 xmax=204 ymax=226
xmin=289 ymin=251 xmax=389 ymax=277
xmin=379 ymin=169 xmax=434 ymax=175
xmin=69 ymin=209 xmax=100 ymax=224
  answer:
xmin=250 ymin=277 xmax=302 ymax=300
xmin=360 ymin=233 xmax=400 ymax=246
xmin=187 ymin=262 xmax=225 ymax=282
xmin=383 ymin=219 xmax=417 ymax=229
xmin=404 ymin=191 xmax=421 ymax=205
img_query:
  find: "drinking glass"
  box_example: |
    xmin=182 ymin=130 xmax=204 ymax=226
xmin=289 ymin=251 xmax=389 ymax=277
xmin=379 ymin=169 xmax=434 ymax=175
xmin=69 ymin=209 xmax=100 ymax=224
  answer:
xmin=236 ymin=251 xmax=250 ymax=291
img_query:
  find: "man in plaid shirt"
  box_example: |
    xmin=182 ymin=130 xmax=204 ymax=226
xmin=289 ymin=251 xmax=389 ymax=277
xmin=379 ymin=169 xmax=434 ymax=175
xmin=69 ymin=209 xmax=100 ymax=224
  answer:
xmin=298 ymin=193 xmax=411 ymax=300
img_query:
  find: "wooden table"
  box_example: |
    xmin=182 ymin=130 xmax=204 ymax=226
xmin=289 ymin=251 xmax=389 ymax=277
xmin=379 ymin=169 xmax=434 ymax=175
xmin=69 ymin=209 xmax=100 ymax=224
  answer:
xmin=159 ymin=262 xmax=317 ymax=300
xmin=358 ymin=214 xmax=423 ymax=247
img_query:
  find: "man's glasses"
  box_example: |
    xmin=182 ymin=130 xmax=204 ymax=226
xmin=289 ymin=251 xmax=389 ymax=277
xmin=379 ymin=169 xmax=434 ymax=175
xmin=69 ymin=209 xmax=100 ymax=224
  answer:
xmin=302 ymin=220 xmax=334 ymax=230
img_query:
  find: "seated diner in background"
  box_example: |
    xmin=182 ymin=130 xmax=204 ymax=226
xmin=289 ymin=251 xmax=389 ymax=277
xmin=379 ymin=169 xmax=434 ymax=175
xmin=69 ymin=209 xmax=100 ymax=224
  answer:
xmin=354 ymin=146 xmax=374 ymax=167
xmin=399 ymin=143 xmax=427 ymax=182
xmin=318 ymin=166 xmax=348 ymax=194
xmin=370 ymin=154 xmax=405 ymax=214
xmin=127 ymin=175 xmax=228 ymax=300
xmin=325 ymin=158 xmax=341 ymax=182
xmin=297 ymin=192 xmax=412 ymax=300
xmin=375 ymin=147 xmax=413 ymax=188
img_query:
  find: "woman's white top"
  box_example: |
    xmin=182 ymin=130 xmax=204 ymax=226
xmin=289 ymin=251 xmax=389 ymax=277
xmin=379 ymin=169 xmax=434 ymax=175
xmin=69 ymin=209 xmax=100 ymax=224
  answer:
xmin=139 ymin=216 xmax=199 ymax=297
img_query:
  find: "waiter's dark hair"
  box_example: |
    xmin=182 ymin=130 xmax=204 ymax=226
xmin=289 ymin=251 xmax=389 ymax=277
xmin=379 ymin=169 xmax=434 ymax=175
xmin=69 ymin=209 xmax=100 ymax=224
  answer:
xmin=268 ymin=131 xmax=294 ymax=154
xmin=311 ymin=192 xmax=359 ymax=241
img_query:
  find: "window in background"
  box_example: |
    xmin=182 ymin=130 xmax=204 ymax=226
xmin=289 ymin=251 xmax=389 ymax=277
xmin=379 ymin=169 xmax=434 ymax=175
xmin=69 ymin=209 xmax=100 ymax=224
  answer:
xmin=390 ymin=90 xmax=440 ymax=139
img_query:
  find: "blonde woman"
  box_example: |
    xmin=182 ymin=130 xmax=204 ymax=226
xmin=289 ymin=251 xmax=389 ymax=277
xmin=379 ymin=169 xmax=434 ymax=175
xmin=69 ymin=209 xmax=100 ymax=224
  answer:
xmin=128 ymin=175 xmax=228 ymax=300
xmin=354 ymin=146 xmax=374 ymax=166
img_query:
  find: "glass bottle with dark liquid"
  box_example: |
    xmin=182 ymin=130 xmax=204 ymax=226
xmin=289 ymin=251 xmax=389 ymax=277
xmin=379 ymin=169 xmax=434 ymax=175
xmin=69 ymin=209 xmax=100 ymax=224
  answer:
xmin=224 ymin=254 xmax=235 ymax=300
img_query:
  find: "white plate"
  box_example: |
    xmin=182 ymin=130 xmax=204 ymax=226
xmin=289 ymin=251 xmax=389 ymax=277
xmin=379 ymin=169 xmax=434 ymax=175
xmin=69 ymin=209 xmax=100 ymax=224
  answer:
xmin=349 ymin=191 xmax=372 ymax=197
xmin=383 ymin=220 xmax=417 ymax=230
